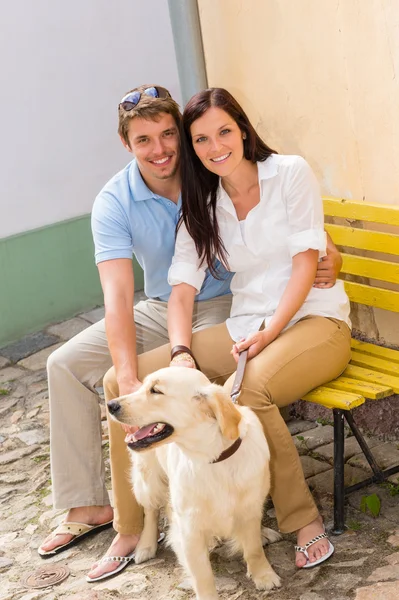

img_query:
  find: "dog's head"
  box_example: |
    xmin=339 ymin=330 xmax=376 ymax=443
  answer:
xmin=107 ymin=367 xmax=242 ymax=452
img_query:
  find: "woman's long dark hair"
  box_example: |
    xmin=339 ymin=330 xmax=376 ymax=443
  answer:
xmin=179 ymin=87 xmax=277 ymax=276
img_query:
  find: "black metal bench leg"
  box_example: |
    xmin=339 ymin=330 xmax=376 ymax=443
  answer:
xmin=332 ymin=408 xmax=346 ymax=534
xmin=344 ymin=411 xmax=384 ymax=481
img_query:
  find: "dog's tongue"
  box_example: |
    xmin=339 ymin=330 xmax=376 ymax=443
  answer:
xmin=125 ymin=423 xmax=157 ymax=443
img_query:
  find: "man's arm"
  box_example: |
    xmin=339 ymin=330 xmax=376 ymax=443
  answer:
xmin=98 ymin=258 xmax=141 ymax=396
xmin=314 ymin=232 xmax=343 ymax=288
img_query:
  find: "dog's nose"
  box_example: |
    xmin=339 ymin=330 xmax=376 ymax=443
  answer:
xmin=107 ymin=400 xmax=121 ymax=415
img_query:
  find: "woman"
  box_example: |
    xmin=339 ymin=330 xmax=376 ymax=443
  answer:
xmin=165 ymin=88 xmax=351 ymax=568
xmin=99 ymin=88 xmax=351 ymax=578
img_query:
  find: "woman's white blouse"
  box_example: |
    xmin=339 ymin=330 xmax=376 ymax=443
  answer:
xmin=168 ymin=154 xmax=351 ymax=342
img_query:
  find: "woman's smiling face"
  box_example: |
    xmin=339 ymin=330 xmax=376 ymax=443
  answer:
xmin=190 ymin=107 xmax=245 ymax=176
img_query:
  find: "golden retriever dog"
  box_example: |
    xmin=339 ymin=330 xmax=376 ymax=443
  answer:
xmin=108 ymin=367 xmax=281 ymax=600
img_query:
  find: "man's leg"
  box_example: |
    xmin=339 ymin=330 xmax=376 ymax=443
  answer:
xmin=40 ymin=318 xmax=113 ymax=552
xmin=88 ymin=299 xmax=171 ymax=579
xmin=89 ymin=297 xmax=232 ymax=579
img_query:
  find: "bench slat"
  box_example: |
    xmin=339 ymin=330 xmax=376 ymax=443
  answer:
xmin=344 ymin=364 xmax=399 ymax=393
xmin=323 ymin=197 xmax=399 ymax=226
xmin=341 ymin=253 xmax=399 ymax=285
xmin=325 ymin=223 xmax=399 ymax=256
xmin=350 ymin=350 xmax=399 ymax=377
xmin=324 ymin=376 xmax=393 ymax=399
xmin=343 ymin=280 xmax=399 ymax=312
xmin=302 ymin=386 xmax=365 ymax=410
xmin=351 ymin=339 xmax=399 ymax=364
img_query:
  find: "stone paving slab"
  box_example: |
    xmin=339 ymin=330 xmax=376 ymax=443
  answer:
xmin=80 ymin=306 xmax=105 ymax=324
xmin=347 ymin=484 xmax=399 ymax=524
xmin=0 ymin=332 xmax=60 ymax=363
xmin=354 ymin=580 xmax=399 ymax=599
xmin=47 ymin=317 xmax=91 ymax=341
xmin=0 ymin=356 xmax=10 ymax=369
xmin=307 ymin=464 xmax=367 ymax=496
xmin=293 ymin=425 xmax=336 ymax=454
xmin=287 ymin=419 xmax=318 ymax=435
xmin=300 ymin=455 xmax=332 ymax=478
xmin=0 ymin=367 xmax=26 ymax=387
xmin=17 ymin=343 xmax=64 ymax=371
xmin=315 ymin=435 xmax=380 ymax=464
xmin=348 ymin=442 xmax=399 ymax=472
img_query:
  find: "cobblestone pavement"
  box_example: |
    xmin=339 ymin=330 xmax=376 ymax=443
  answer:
xmin=1 ymin=304 xmax=399 ymax=600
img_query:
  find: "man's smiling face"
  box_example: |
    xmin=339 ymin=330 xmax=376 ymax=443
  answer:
xmin=124 ymin=112 xmax=180 ymax=184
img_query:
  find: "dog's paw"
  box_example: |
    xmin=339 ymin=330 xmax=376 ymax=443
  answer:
xmin=261 ymin=526 xmax=282 ymax=546
xmin=253 ymin=568 xmax=281 ymax=591
xmin=134 ymin=542 xmax=158 ymax=565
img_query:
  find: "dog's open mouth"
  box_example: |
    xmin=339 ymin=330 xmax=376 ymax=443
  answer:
xmin=124 ymin=422 xmax=174 ymax=450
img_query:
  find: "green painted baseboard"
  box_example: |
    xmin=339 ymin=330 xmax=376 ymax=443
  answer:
xmin=0 ymin=216 xmax=144 ymax=347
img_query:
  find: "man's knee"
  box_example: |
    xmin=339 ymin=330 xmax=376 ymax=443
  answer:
xmin=47 ymin=340 xmax=74 ymax=376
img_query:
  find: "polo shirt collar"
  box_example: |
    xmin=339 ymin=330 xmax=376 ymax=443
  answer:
xmin=129 ymin=159 xmax=158 ymax=201
xmin=129 ymin=159 xmax=182 ymax=208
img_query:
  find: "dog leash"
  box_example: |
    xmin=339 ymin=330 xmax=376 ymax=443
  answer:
xmin=211 ymin=349 xmax=248 ymax=464
xmin=230 ymin=349 xmax=249 ymax=403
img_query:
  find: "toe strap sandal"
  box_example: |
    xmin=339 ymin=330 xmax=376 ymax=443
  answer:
xmin=86 ymin=532 xmax=166 ymax=583
xmin=38 ymin=520 xmax=113 ymax=557
xmin=295 ymin=532 xmax=334 ymax=568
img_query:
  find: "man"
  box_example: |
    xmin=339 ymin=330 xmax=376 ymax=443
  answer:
xmin=39 ymin=84 xmax=341 ymax=580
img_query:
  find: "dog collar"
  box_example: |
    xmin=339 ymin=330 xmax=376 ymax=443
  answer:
xmin=211 ymin=437 xmax=242 ymax=464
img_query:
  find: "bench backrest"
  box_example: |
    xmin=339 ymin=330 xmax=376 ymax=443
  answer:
xmin=323 ymin=197 xmax=399 ymax=313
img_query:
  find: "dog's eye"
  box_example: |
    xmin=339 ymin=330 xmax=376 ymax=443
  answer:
xmin=150 ymin=386 xmax=164 ymax=395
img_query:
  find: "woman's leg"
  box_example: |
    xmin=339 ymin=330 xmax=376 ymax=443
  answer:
xmin=223 ymin=316 xmax=351 ymax=565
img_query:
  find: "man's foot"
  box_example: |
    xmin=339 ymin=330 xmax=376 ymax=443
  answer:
xmin=39 ymin=505 xmax=114 ymax=554
xmin=295 ymin=515 xmax=330 ymax=567
xmin=86 ymin=533 xmax=141 ymax=581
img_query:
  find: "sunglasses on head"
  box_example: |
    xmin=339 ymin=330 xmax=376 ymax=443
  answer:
xmin=119 ymin=86 xmax=171 ymax=111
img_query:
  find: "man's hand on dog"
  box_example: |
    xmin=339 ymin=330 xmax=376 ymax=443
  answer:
xmin=170 ymin=355 xmax=196 ymax=369
xmin=313 ymin=248 xmax=342 ymax=289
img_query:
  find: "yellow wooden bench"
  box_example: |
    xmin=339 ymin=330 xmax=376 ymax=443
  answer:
xmin=302 ymin=197 xmax=399 ymax=533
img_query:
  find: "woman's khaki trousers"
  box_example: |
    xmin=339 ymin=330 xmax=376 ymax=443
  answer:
xmin=104 ymin=315 xmax=351 ymax=534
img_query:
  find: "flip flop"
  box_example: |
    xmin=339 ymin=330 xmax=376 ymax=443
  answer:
xmin=38 ymin=520 xmax=114 ymax=557
xmin=295 ymin=532 xmax=334 ymax=568
xmin=86 ymin=532 xmax=166 ymax=583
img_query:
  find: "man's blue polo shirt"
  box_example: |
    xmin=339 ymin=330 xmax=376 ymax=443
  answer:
xmin=91 ymin=159 xmax=232 ymax=302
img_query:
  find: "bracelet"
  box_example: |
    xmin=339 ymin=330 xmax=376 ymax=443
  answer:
xmin=170 ymin=345 xmax=199 ymax=369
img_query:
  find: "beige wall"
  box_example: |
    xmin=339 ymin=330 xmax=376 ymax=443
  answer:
xmin=198 ymin=0 xmax=399 ymax=344
xmin=198 ymin=0 xmax=399 ymax=205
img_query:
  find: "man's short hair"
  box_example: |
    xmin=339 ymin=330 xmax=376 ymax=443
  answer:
xmin=118 ymin=84 xmax=181 ymax=147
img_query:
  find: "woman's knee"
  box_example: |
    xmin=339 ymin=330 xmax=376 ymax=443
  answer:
xmin=239 ymin=385 xmax=273 ymax=411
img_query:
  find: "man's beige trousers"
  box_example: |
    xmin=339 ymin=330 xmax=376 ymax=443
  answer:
xmin=48 ymin=296 xmax=232 ymax=510
xmin=105 ymin=315 xmax=351 ymax=534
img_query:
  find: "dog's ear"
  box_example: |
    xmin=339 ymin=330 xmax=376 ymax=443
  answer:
xmin=200 ymin=385 xmax=242 ymax=440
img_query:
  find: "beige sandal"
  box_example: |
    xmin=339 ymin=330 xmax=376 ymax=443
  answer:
xmin=38 ymin=520 xmax=113 ymax=557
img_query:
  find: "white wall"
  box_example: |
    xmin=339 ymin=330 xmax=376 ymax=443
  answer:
xmin=0 ymin=0 xmax=181 ymax=238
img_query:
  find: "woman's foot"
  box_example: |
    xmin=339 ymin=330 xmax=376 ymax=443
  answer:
xmin=39 ymin=505 xmax=114 ymax=554
xmin=86 ymin=533 xmax=141 ymax=581
xmin=295 ymin=515 xmax=330 ymax=567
